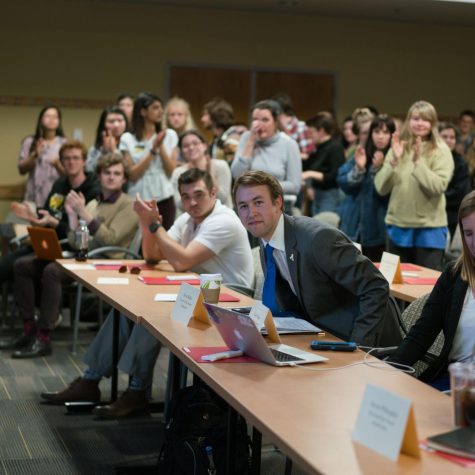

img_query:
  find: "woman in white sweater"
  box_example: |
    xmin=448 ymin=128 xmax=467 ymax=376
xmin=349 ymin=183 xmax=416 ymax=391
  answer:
xmin=171 ymin=130 xmax=232 ymax=213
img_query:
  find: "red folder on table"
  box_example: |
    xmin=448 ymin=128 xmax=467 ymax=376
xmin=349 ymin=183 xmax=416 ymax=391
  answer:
xmin=404 ymin=277 xmax=438 ymax=285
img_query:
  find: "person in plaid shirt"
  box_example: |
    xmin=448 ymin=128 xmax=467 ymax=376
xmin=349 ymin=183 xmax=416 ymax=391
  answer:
xmin=272 ymin=92 xmax=315 ymax=159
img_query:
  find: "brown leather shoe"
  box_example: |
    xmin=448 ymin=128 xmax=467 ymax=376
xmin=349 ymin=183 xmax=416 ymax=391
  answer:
xmin=41 ymin=377 xmax=101 ymax=405
xmin=92 ymin=389 xmax=149 ymax=419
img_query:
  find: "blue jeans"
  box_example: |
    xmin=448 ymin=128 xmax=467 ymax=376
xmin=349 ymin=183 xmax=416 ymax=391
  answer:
xmin=83 ymin=310 xmax=161 ymax=386
xmin=311 ymin=188 xmax=344 ymax=216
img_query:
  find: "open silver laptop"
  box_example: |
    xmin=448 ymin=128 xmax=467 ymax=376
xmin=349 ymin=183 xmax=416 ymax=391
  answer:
xmin=203 ymin=303 xmax=328 ymax=367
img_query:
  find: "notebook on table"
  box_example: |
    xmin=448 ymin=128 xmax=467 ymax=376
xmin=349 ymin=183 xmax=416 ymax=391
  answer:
xmin=427 ymin=427 xmax=475 ymax=460
xmin=28 ymin=226 xmax=64 ymax=261
xmin=203 ymin=303 xmax=327 ymax=367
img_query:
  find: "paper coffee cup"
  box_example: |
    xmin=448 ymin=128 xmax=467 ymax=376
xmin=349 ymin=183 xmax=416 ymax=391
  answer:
xmin=200 ymin=273 xmax=222 ymax=303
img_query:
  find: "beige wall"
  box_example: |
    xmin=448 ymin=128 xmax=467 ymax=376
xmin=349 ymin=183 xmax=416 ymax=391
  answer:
xmin=0 ymin=0 xmax=473 ymax=218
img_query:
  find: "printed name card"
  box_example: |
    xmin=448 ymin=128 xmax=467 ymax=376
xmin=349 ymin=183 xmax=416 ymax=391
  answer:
xmin=379 ymin=252 xmax=403 ymax=284
xmin=352 ymin=384 xmax=420 ymax=461
xmin=249 ymin=302 xmax=281 ymax=344
xmin=96 ymin=277 xmax=129 ymax=285
xmin=171 ymin=282 xmax=210 ymax=325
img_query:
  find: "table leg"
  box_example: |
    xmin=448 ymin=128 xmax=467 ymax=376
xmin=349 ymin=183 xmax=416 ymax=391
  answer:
xmin=226 ymin=405 xmax=237 ymax=475
xmin=164 ymin=353 xmax=182 ymax=423
xmin=285 ymin=456 xmax=293 ymax=475
xmin=251 ymin=427 xmax=262 ymax=475
xmin=111 ymin=307 xmax=119 ymax=401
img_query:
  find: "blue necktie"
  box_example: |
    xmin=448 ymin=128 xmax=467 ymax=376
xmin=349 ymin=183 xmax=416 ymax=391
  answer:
xmin=263 ymin=244 xmax=279 ymax=315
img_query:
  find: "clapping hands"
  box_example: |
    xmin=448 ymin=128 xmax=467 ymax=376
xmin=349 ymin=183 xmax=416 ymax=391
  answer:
xmin=133 ymin=193 xmax=162 ymax=225
xmin=65 ymin=190 xmax=86 ymax=215
xmin=355 ymin=146 xmax=367 ymax=171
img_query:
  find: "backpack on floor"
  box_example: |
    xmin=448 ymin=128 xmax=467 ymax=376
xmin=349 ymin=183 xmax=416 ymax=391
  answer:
xmin=157 ymin=383 xmax=251 ymax=474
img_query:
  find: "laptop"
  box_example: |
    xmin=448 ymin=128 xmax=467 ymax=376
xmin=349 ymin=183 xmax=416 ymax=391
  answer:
xmin=28 ymin=226 xmax=64 ymax=261
xmin=203 ymin=303 xmax=328 ymax=366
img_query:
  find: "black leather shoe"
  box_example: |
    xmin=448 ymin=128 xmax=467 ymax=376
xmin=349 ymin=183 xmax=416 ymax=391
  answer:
xmin=11 ymin=339 xmax=52 ymax=358
xmin=0 ymin=334 xmax=34 ymax=350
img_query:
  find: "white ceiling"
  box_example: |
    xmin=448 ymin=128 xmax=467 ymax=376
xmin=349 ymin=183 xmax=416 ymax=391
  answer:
xmin=102 ymin=0 xmax=475 ymax=27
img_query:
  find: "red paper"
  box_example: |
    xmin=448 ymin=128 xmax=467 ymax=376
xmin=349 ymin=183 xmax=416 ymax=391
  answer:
xmin=219 ymin=293 xmax=240 ymax=302
xmin=404 ymin=277 xmax=438 ymax=285
xmin=139 ymin=276 xmax=200 ymax=285
xmin=183 ymin=346 xmax=257 ymax=363
xmin=420 ymin=440 xmax=475 ymax=468
xmin=374 ymin=263 xmax=421 ymax=271
xmin=94 ymin=264 xmax=123 ymax=270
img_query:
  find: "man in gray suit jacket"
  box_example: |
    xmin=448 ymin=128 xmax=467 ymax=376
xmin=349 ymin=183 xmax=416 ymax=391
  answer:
xmin=233 ymin=170 xmax=389 ymax=347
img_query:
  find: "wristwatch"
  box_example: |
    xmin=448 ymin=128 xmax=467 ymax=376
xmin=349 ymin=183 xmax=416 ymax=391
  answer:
xmin=148 ymin=221 xmax=162 ymax=234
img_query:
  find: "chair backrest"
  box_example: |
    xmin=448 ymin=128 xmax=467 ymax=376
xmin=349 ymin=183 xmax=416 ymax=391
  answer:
xmin=400 ymin=293 xmax=445 ymax=377
xmin=87 ymin=227 xmax=142 ymax=260
xmin=252 ymin=246 xmax=264 ymax=300
xmin=128 ymin=227 xmax=143 ymax=256
xmin=378 ymin=295 xmax=405 ymax=347
xmin=313 ymin=211 xmax=340 ymax=228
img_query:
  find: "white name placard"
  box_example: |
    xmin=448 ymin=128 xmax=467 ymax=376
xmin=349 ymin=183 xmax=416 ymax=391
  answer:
xmin=352 ymin=384 xmax=420 ymax=461
xmin=170 ymin=282 xmax=210 ymax=325
xmin=379 ymin=252 xmax=403 ymax=284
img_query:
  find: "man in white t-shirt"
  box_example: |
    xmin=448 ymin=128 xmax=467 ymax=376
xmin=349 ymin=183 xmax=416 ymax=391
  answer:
xmin=41 ymin=169 xmax=254 ymax=418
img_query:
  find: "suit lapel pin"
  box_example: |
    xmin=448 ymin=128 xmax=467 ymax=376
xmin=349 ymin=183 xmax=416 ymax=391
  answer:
xmin=289 ymin=253 xmax=294 ymax=262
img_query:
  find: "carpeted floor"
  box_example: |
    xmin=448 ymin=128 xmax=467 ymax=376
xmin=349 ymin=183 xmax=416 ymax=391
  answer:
xmin=0 ymin=310 xmax=305 ymax=474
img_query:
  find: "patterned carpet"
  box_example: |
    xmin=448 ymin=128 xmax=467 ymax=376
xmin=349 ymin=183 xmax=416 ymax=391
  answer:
xmin=0 ymin=315 xmax=305 ymax=474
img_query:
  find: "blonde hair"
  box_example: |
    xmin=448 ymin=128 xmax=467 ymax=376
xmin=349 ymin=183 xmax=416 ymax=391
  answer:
xmin=162 ymin=96 xmax=196 ymax=133
xmin=465 ymin=142 xmax=475 ymax=176
xmin=454 ymin=190 xmax=475 ymax=289
xmin=352 ymin=108 xmax=375 ymax=129
xmin=400 ymin=100 xmax=442 ymax=153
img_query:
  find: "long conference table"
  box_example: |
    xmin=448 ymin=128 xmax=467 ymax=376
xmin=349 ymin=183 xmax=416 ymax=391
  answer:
xmin=388 ymin=265 xmax=441 ymax=303
xmin=59 ymin=259 xmax=463 ymax=475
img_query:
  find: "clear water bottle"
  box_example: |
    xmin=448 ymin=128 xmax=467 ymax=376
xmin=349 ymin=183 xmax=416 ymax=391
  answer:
xmin=75 ymin=219 xmax=89 ymax=261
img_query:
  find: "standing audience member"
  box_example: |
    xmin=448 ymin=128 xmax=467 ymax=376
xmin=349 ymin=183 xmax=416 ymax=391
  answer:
xmin=86 ymin=106 xmax=128 ymax=172
xmin=120 ymin=92 xmax=177 ymax=229
xmin=208 ymin=99 xmax=235 ymax=161
xmin=374 ymin=100 xmax=454 ymax=270
xmin=272 ymin=92 xmax=314 ymax=159
xmin=455 ymin=109 xmax=474 ymax=157
xmin=18 ymin=106 xmax=66 ymax=208
xmin=221 ymin=123 xmax=248 ymax=164
xmin=341 ymin=116 xmax=358 ymax=160
xmin=40 ymin=169 xmax=253 ymax=416
xmin=171 ymin=130 xmax=232 ymax=210
xmin=162 ymin=96 xmax=196 ymax=164
xmin=465 ymin=138 xmax=475 ymax=190
xmin=352 ymin=108 xmax=375 ymax=150
xmin=338 ymin=115 xmax=395 ymax=261
xmin=117 ymin=93 xmax=134 ymax=124
xmin=233 ymin=170 xmax=389 ymax=347
xmin=438 ymin=122 xmax=470 ymax=240
xmin=231 ymin=100 xmax=302 ymax=205
xmin=389 ymin=190 xmax=475 ymax=391
xmin=0 ymin=141 xmax=101 ymax=355
xmin=302 ymin=113 xmax=345 ymax=216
